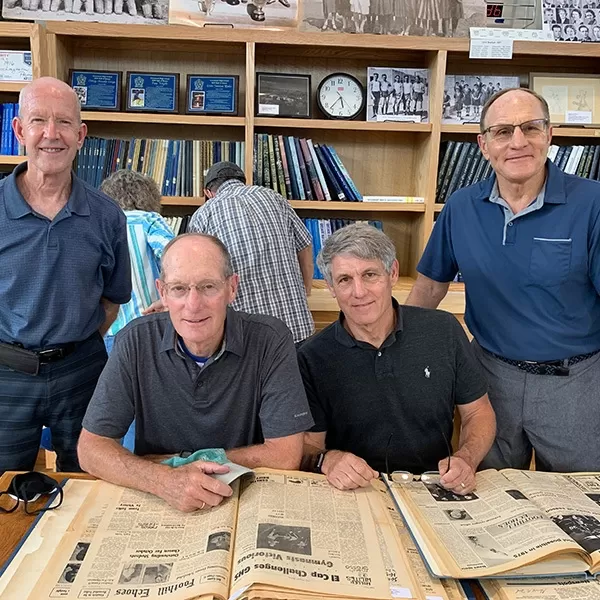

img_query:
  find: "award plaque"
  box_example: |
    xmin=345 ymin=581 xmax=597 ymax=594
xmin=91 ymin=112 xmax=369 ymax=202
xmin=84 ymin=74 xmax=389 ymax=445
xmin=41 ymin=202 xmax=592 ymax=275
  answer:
xmin=125 ymin=72 xmax=179 ymax=114
xmin=69 ymin=69 xmax=121 ymax=112
xmin=185 ymin=75 xmax=239 ymax=116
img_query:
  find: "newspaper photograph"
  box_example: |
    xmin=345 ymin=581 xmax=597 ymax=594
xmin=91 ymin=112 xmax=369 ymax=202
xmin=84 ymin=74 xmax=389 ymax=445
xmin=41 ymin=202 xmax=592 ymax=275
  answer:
xmin=387 ymin=469 xmax=591 ymax=578
xmin=230 ymin=470 xmax=392 ymax=599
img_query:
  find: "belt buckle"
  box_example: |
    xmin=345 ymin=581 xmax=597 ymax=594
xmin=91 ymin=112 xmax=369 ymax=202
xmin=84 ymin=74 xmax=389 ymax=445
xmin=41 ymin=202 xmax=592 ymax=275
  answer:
xmin=37 ymin=348 xmax=62 ymax=361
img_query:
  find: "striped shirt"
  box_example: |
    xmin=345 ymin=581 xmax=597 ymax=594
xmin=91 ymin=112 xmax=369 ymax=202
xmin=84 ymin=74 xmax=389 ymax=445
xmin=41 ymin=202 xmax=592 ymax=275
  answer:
xmin=188 ymin=180 xmax=314 ymax=342
xmin=107 ymin=210 xmax=174 ymax=336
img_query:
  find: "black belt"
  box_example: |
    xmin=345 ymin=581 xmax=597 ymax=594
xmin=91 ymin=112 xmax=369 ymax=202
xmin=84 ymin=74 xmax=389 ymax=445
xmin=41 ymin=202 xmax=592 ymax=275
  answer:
xmin=487 ymin=349 xmax=600 ymax=376
xmin=0 ymin=341 xmax=78 ymax=375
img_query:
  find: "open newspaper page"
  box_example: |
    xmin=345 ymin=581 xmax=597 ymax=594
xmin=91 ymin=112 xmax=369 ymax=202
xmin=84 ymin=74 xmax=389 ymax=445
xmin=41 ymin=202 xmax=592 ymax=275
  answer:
xmin=501 ymin=471 xmax=600 ymax=573
xmin=28 ymin=479 xmax=240 ymax=600
xmin=371 ymin=480 xmax=468 ymax=600
xmin=480 ymin=577 xmax=600 ymax=600
xmin=229 ymin=469 xmax=391 ymax=599
xmin=387 ymin=470 xmax=589 ymax=579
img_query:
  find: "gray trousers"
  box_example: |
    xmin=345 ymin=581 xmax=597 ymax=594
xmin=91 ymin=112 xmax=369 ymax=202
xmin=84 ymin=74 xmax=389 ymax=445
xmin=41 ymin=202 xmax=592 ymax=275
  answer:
xmin=472 ymin=340 xmax=600 ymax=472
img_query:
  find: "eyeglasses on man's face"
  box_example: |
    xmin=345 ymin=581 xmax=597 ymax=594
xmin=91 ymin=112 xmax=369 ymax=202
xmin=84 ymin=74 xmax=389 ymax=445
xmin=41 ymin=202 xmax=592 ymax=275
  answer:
xmin=162 ymin=279 xmax=228 ymax=299
xmin=482 ymin=118 xmax=549 ymax=144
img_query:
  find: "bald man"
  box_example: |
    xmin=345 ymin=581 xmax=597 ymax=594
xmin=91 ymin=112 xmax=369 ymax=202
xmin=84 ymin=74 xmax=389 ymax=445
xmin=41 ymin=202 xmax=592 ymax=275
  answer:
xmin=78 ymin=234 xmax=313 ymax=512
xmin=0 ymin=77 xmax=131 ymax=472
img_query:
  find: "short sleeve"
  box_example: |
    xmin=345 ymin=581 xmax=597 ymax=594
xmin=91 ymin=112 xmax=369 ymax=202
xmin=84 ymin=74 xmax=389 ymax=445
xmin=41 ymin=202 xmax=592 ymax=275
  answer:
xmin=258 ymin=327 xmax=314 ymax=438
xmin=103 ymin=211 xmax=132 ymax=304
xmin=147 ymin=213 xmax=175 ymax=264
xmin=286 ymin=201 xmax=312 ymax=252
xmin=82 ymin=332 xmax=135 ymax=440
xmin=188 ymin=205 xmax=208 ymax=233
xmin=417 ymin=202 xmax=459 ymax=283
xmin=297 ymin=348 xmax=328 ymax=433
xmin=449 ymin=316 xmax=488 ymax=405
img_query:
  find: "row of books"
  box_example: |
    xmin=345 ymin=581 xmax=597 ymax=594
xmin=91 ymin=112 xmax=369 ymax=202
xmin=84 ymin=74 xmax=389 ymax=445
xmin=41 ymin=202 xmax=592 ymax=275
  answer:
xmin=548 ymin=144 xmax=600 ymax=180
xmin=0 ymin=104 xmax=22 ymax=156
xmin=436 ymin=141 xmax=492 ymax=204
xmin=75 ymin=137 xmax=245 ymax=197
xmin=164 ymin=215 xmax=190 ymax=236
xmin=254 ymin=133 xmax=362 ymax=202
xmin=302 ymin=218 xmax=382 ymax=279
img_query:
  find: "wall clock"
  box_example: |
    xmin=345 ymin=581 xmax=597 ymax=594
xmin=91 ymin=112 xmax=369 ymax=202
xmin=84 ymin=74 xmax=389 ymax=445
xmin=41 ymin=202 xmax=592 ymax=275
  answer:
xmin=317 ymin=72 xmax=365 ymax=120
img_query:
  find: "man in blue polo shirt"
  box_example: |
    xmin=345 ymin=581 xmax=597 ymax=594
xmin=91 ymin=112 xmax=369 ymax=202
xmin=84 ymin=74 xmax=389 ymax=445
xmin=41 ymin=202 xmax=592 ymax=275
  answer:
xmin=0 ymin=77 xmax=131 ymax=472
xmin=407 ymin=88 xmax=600 ymax=472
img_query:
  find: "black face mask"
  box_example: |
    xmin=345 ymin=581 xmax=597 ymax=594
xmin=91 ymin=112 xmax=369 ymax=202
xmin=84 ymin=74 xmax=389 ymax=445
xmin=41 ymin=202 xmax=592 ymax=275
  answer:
xmin=0 ymin=471 xmax=64 ymax=515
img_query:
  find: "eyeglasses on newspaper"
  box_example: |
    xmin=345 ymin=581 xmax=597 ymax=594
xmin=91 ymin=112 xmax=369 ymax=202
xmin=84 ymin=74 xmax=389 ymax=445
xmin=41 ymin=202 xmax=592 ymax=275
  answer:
xmin=0 ymin=471 xmax=64 ymax=515
xmin=482 ymin=118 xmax=549 ymax=144
xmin=384 ymin=430 xmax=452 ymax=485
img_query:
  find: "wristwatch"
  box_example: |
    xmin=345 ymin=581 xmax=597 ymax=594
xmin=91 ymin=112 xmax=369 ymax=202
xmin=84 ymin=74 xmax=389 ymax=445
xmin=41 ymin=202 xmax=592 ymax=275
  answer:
xmin=315 ymin=451 xmax=327 ymax=473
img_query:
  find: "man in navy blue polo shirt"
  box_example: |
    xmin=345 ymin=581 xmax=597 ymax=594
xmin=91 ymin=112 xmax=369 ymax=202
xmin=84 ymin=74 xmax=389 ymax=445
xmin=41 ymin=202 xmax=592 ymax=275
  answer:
xmin=407 ymin=88 xmax=600 ymax=472
xmin=299 ymin=224 xmax=495 ymax=494
xmin=0 ymin=77 xmax=131 ymax=472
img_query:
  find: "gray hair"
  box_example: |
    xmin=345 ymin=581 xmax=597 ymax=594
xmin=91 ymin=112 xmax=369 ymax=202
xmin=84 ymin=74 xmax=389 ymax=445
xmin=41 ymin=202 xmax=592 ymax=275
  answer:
xmin=160 ymin=233 xmax=234 ymax=281
xmin=480 ymin=88 xmax=550 ymax=133
xmin=317 ymin=223 xmax=397 ymax=285
xmin=100 ymin=170 xmax=162 ymax=213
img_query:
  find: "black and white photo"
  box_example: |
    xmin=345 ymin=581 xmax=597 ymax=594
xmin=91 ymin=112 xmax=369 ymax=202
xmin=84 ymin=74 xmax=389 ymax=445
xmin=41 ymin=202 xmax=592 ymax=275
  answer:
xmin=552 ymin=514 xmax=600 ymax=554
xmin=425 ymin=482 xmax=479 ymax=502
xmin=367 ymin=67 xmax=429 ymax=123
xmin=256 ymin=73 xmax=311 ymax=118
xmin=542 ymin=0 xmax=600 ymax=41
xmin=300 ymin=0 xmax=486 ymax=36
xmin=2 ymin=0 xmax=168 ymax=23
xmin=443 ymin=75 xmax=520 ymax=124
xmin=257 ymin=523 xmax=312 ymax=555
xmin=207 ymin=531 xmax=231 ymax=552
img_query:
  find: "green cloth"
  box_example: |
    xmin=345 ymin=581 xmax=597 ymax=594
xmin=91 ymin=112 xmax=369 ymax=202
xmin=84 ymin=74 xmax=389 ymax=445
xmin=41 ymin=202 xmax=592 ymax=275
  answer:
xmin=161 ymin=448 xmax=228 ymax=468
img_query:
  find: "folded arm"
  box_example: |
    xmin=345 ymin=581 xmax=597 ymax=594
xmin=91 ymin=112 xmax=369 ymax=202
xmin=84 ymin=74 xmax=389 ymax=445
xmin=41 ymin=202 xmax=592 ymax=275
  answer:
xmin=405 ymin=273 xmax=450 ymax=309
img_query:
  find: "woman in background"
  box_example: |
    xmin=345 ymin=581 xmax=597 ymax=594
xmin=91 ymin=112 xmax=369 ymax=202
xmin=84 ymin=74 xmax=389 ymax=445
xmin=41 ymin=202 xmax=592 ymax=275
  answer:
xmin=99 ymin=170 xmax=174 ymax=450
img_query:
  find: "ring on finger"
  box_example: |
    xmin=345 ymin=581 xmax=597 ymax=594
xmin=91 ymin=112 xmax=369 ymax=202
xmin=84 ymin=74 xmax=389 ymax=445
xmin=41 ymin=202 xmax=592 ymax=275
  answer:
xmin=200 ymin=501 xmax=206 ymax=510
xmin=460 ymin=482 xmax=466 ymax=489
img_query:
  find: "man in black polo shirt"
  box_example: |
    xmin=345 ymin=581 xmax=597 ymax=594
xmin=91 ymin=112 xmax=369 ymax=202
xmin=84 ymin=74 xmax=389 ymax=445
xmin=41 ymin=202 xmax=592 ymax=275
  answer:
xmin=79 ymin=234 xmax=314 ymax=512
xmin=299 ymin=224 xmax=495 ymax=494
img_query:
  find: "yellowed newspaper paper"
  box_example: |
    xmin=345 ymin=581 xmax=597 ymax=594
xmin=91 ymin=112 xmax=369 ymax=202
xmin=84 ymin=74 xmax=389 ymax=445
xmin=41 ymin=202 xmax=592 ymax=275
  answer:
xmin=481 ymin=577 xmax=600 ymax=600
xmin=387 ymin=470 xmax=589 ymax=578
xmin=230 ymin=470 xmax=391 ymax=599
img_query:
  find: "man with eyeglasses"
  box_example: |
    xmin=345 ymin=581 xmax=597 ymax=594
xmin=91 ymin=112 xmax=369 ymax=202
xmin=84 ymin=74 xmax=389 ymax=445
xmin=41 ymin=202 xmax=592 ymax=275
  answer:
xmin=0 ymin=77 xmax=131 ymax=473
xmin=299 ymin=224 xmax=495 ymax=493
xmin=407 ymin=88 xmax=600 ymax=473
xmin=78 ymin=233 xmax=314 ymax=512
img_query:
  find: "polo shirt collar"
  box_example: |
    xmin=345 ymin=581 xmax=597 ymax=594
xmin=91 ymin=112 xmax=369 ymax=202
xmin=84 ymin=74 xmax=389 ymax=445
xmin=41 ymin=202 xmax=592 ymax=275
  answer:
xmin=474 ymin=159 xmax=566 ymax=205
xmin=4 ymin=161 xmax=90 ymax=219
xmin=334 ymin=298 xmax=404 ymax=348
xmin=158 ymin=307 xmax=244 ymax=358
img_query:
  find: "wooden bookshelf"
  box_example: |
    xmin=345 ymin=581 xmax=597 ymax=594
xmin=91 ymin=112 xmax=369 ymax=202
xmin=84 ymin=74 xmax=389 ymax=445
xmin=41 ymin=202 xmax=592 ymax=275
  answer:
xmin=0 ymin=23 xmax=46 ymax=80
xmin=35 ymin=25 xmax=600 ymax=326
xmin=0 ymin=156 xmax=24 ymax=167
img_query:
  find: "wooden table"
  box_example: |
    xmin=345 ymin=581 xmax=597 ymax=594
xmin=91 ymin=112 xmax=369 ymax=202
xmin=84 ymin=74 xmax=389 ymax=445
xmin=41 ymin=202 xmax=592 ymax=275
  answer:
xmin=0 ymin=471 xmax=92 ymax=568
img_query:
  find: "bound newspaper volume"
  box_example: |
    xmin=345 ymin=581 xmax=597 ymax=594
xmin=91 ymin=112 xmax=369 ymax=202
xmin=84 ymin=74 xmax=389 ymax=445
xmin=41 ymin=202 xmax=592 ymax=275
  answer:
xmin=0 ymin=469 xmax=468 ymax=600
xmin=387 ymin=469 xmax=600 ymax=579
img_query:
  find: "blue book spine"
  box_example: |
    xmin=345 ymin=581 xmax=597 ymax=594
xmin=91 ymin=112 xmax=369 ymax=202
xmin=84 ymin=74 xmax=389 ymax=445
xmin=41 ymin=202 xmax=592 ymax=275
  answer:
xmin=327 ymin=145 xmax=362 ymax=200
xmin=320 ymin=145 xmax=354 ymax=201
xmin=287 ymin=136 xmax=305 ymax=200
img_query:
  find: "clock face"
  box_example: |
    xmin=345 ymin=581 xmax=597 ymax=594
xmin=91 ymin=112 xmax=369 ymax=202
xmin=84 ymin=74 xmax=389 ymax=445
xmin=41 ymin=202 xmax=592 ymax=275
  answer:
xmin=318 ymin=73 xmax=365 ymax=120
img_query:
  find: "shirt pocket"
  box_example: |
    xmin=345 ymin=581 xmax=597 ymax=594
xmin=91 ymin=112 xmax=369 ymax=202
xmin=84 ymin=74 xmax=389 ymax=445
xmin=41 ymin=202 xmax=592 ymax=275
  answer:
xmin=529 ymin=237 xmax=572 ymax=286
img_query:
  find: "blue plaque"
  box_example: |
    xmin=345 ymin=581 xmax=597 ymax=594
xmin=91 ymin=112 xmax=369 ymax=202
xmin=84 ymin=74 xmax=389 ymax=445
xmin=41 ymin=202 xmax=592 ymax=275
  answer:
xmin=126 ymin=72 xmax=179 ymax=114
xmin=186 ymin=75 xmax=239 ymax=116
xmin=69 ymin=69 xmax=121 ymax=112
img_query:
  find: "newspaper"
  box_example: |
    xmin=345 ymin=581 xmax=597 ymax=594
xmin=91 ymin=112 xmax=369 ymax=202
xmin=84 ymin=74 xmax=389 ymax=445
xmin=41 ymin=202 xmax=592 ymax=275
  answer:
xmin=387 ymin=469 xmax=600 ymax=579
xmin=1 ymin=469 xmax=413 ymax=600
xmin=481 ymin=577 xmax=600 ymax=600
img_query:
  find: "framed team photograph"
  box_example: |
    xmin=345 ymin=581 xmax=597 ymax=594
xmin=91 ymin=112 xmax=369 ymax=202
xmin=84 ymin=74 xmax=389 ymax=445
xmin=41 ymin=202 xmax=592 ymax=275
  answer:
xmin=530 ymin=72 xmax=600 ymax=126
xmin=542 ymin=0 xmax=600 ymax=42
xmin=367 ymin=67 xmax=429 ymax=123
xmin=255 ymin=72 xmax=311 ymax=118
xmin=442 ymin=75 xmax=520 ymax=124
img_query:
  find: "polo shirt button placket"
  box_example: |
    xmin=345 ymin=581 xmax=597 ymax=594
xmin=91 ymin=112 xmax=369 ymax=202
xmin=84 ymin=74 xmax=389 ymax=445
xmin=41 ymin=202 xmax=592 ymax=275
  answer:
xmin=377 ymin=351 xmax=382 ymax=357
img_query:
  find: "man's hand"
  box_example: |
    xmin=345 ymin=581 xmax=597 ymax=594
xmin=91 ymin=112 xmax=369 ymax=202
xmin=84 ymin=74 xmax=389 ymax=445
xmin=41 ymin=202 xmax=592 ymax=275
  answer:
xmin=143 ymin=299 xmax=166 ymax=315
xmin=156 ymin=461 xmax=233 ymax=512
xmin=438 ymin=455 xmax=476 ymax=494
xmin=321 ymin=450 xmax=378 ymax=490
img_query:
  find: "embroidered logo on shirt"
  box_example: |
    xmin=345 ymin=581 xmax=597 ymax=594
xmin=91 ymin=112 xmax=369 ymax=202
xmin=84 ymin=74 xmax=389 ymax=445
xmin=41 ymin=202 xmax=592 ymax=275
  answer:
xmin=424 ymin=367 xmax=431 ymax=378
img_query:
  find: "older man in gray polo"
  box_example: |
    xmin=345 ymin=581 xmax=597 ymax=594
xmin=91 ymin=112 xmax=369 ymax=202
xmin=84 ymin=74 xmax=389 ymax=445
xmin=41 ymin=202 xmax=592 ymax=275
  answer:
xmin=78 ymin=233 xmax=314 ymax=512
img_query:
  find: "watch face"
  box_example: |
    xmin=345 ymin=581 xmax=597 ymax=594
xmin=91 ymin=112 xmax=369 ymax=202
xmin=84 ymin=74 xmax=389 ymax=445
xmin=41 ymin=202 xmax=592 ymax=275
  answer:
xmin=318 ymin=73 xmax=364 ymax=120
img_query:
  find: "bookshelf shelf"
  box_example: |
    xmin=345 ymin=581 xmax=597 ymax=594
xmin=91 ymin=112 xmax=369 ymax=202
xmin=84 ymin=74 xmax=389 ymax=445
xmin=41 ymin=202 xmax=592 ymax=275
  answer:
xmin=291 ymin=201 xmax=425 ymax=212
xmin=256 ymin=118 xmax=432 ymax=133
xmin=434 ymin=203 xmax=445 ymax=212
xmin=441 ymin=124 xmax=479 ymax=135
xmin=161 ymin=196 xmax=204 ymax=207
xmin=0 ymin=82 xmax=27 ymax=93
xmin=0 ymin=156 xmax=23 ymax=167
xmin=81 ymin=112 xmax=246 ymax=127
